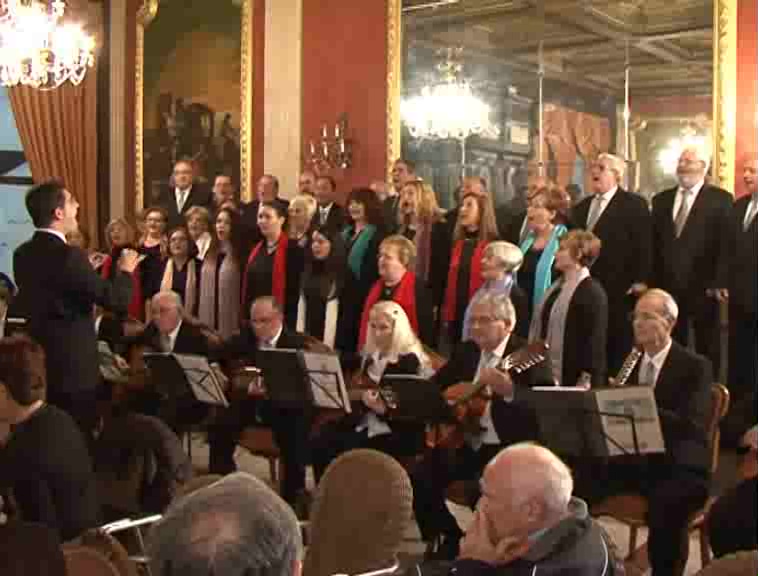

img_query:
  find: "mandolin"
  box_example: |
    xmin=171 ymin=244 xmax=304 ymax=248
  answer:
xmin=425 ymin=340 xmax=549 ymax=451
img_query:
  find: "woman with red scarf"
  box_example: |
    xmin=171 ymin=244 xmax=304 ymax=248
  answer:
xmin=442 ymin=188 xmax=499 ymax=350
xmin=358 ymin=235 xmax=434 ymax=348
xmin=242 ymin=202 xmax=304 ymax=329
xmin=100 ymin=218 xmax=144 ymax=320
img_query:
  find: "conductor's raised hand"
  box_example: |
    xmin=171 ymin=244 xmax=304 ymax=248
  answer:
xmin=118 ymin=249 xmax=144 ymax=274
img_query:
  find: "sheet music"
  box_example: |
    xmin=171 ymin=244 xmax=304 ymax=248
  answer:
xmin=173 ymin=354 xmax=228 ymax=407
xmin=299 ymin=351 xmax=351 ymax=413
xmin=593 ymin=386 xmax=665 ymax=455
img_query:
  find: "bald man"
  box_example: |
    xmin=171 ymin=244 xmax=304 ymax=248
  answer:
xmin=421 ymin=444 xmax=612 ymax=575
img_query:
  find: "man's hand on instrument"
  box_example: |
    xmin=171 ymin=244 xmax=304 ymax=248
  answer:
xmin=479 ymin=367 xmax=514 ymax=399
xmin=362 ymin=390 xmax=387 ymax=415
xmin=460 ymin=509 xmax=530 ymax=566
xmin=118 ymin=249 xmax=144 ymax=274
xmin=113 ymin=354 xmax=129 ymax=372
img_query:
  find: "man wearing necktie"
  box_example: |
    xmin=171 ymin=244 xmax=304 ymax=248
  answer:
xmin=650 ymin=145 xmax=732 ymax=375
xmin=715 ymin=154 xmax=758 ymax=431
xmin=580 ymin=289 xmax=712 ymax=576
xmin=311 ymin=175 xmax=345 ymax=231
xmin=158 ymin=159 xmax=212 ymax=229
xmin=572 ymin=153 xmax=651 ymax=374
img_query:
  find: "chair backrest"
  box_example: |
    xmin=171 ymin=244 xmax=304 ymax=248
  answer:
xmin=78 ymin=529 xmax=139 ymax=576
xmin=63 ymin=546 xmax=120 ymax=576
xmin=304 ymin=449 xmax=413 ymax=576
xmin=694 ymin=550 xmax=758 ymax=576
xmin=707 ymin=383 xmax=730 ymax=473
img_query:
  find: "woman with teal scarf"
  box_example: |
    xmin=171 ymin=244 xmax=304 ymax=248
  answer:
xmin=518 ymin=184 xmax=570 ymax=325
xmin=340 ymin=187 xmax=385 ymax=354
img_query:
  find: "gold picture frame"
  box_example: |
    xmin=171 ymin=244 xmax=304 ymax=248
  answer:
xmin=134 ymin=0 xmax=253 ymax=213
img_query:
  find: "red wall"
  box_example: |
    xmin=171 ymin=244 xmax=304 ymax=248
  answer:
xmin=735 ymin=0 xmax=758 ymax=198
xmin=302 ymin=0 xmax=389 ymax=203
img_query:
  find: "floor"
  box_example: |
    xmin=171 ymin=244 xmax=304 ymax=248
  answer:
xmin=187 ymin=435 xmax=744 ymax=576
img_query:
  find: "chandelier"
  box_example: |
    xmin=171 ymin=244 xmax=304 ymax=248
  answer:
xmin=401 ymin=48 xmax=500 ymax=144
xmin=0 ymin=0 xmax=95 ymax=90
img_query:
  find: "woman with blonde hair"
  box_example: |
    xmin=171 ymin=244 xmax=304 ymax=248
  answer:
xmin=184 ymin=206 xmax=212 ymax=260
xmin=441 ymin=183 xmax=499 ymax=348
xmin=288 ymin=194 xmax=317 ymax=247
xmin=311 ymin=301 xmax=432 ymax=482
xmin=397 ymin=179 xmax=448 ymax=290
xmin=100 ymin=217 xmax=144 ymax=319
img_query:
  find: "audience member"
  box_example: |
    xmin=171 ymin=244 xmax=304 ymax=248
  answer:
xmin=0 ymin=337 xmax=100 ymax=541
xmin=148 ymin=472 xmax=302 ymax=576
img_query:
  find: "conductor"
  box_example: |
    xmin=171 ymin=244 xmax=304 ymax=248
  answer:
xmin=13 ymin=180 xmax=141 ymax=436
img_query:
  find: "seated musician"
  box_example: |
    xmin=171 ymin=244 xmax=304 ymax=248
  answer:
xmin=358 ymin=234 xmax=435 ymax=349
xmin=126 ymin=290 xmax=212 ymax=432
xmin=412 ymin=292 xmax=552 ymax=559
xmin=311 ymin=301 xmax=433 ymax=482
xmin=418 ymin=444 xmax=614 ymax=576
xmin=207 ymin=296 xmax=310 ymax=508
xmin=577 ymin=288 xmax=712 ymax=576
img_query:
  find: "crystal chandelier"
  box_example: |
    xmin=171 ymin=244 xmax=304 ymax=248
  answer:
xmin=401 ymin=48 xmax=500 ymax=146
xmin=0 ymin=0 xmax=95 ymax=90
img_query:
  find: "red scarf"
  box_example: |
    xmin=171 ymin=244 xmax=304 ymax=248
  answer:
xmin=101 ymin=253 xmax=144 ymax=320
xmin=359 ymin=271 xmax=418 ymax=347
xmin=242 ymin=234 xmax=289 ymax=312
xmin=444 ymin=240 xmax=486 ymax=322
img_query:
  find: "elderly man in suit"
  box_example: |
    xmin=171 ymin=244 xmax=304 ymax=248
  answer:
xmin=716 ymin=154 xmax=758 ymax=404
xmin=579 ymin=288 xmax=712 ymax=576
xmin=158 ymin=159 xmax=212 ymax=229
xmin=651 ymin=145 xmax=732 ymax=373
xmin=572 ymin=153 xmax=652 ymax=374
xmin=208 ymin=296 xmax=310 ymax=508
xmin=311 ymin=175 xmax=345 ymax=230
xmin=412 ymin=292 xmax=553 ymax=559
xmin=13 ymin=180 xmax=140 ymax=436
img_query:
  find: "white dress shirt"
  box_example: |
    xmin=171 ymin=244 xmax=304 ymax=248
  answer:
xmin=672 ymin=179 xmax=704 ymax=221
xmin=318 ymin=203 xmax=334 ymax=225
xmin=162 ymin=320 xmax=183 ymax=353
xmin=259 ymin=324 xmax=283 ymax=350
xmin=39 ymin=228 xmax=68 ymax=244
xmin=744 ymin=194 xmax=758 ymax=230
xmin=638 ymin=339 xmax=673 ymax=388
xmin=470 ymin=335 xmax=510 ymax=448
xmin=175 ymin=186 xmax=192 ymax=212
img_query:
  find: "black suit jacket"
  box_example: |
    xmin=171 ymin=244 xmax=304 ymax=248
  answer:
xmin=717 ymin=195 xmax=757 ymax=316
xmin=573 ymin=189 xmax=652 ymax=306
xmin=496 ymin=208 xmax=527 ymax=246
xmin=131 ymin=321 xmax=211 ymax=356
xmin=627 ymin=341 xmax=712 ymax=474
xmin=433 ymin=335 xmax=553 ymax=446
xmin=382 ymin=195 xmax=401 ymax=234
xmin=538 ymin=277 xmax=608 ymax=388
xmin=13 ymin=232 xmax=133 ymax=393
xmin=215 ymin=325 xmax=306 ymax=367
xmin=158 ymin=183 xmax=212 ymax=229
xmin=311 ymin=203 xmax=346 ymax=232
xmin=651 ymin=184 xmax=732 ymax=303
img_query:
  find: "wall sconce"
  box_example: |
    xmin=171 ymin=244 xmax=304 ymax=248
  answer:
xmin=308 ymin=114 xmax=352 ymax=170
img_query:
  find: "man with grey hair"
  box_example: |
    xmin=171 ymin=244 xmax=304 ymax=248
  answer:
xmin=148 ymin=472 xmax=303 ymax=576
xmin=572 ymin=153 xmax=652 ymax=374
xmin=424 ymin=443 xmax=612 ymax=575
xmin=651 ymin=145 xmax=731 ymax=374
xmin=578 ymin=288 xmax=712 ymax=576
xmin=412 ymin=292 xmax=553 ymax=559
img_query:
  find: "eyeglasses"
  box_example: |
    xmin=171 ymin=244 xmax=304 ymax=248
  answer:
xmin=251 ymin=316 xmax=275 ymax=325
xmin=469 ymin=315 xmax=499 ymax=326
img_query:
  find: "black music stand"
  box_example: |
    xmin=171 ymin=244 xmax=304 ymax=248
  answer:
xmin=298 ymin=350 xmax=351 ymax=412
xmin=257 ymin=348 xmax=310 ymax=406
xmin=143 ymin=353 xmax=228 ymax=407
xmin=378 ymin=375 xmax=448 ymax=422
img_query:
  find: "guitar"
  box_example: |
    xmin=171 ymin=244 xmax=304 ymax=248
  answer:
xmin=425 ymin=341 xmax=549 ymax=450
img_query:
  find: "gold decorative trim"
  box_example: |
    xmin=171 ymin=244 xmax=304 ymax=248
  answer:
xmin=712 ymin=0 xmax=737 ymax=195
xmin=240 ymin=0 xmax=253 ymax=202
xmin=386 ymin=0 xmax=402 ymax=182
xmin=134 ymin=0 xmax=158 ymax=214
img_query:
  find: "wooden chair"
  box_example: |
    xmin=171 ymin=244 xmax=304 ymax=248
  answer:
xmin=591 ymin=383 xmax=730 ymax=569
xmin=62 ymin=547 xmax=120 ymax=576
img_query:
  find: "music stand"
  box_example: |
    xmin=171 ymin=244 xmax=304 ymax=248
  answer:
xmin=143 ymin=353 xmax=228 ymax=407
xmin=298 ymin=350 xmax=351 ymax=412
xmin=256 ymin=348 xmax=310 ymax=406
xmin=378 ymin=375 xmax=448 ymax=422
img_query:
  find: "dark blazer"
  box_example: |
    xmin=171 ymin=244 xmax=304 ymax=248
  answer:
xmin=215 ymin=325 xmax=307 ymax=367
xmin=627 ymin=341 xmax=713 ymax=474
xmin=538 ymin=277 xmax=608 ymax=388
xmin=433 ymin=335 xmax=553 ymax=446
xmin=382 ymin=195 xmax=401 ymax=234
xmin=496 ymin=208 xmax=527 ymax=246
xmin=311 ymin=203 xmax=346 ymax=232
xmin=13 ymin=232 xmax=133 ymax=393
xmin=158 ymin=183 xmax=212 ymax=229
xmin=651 ymin=184 xmax=732 ymax=304
xmin=130 ymin=320 xmax=211 ymax=356
xmin=427 ymin=219 xmax=454 ymax=309
xmin=573 ymin=189 xmax=652 ymax=303
xmin=717 ymin=194 xmax=757 ymax=316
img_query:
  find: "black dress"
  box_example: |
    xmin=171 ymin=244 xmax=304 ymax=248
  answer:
xmin=138 ymin=243 xmax=164 ymax=301
xmin=519 ymin=247 xmax=541 ymax=326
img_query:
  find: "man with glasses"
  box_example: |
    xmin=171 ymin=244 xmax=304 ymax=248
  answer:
xmin=411 ymin=292 xmax=552 ymax=560
xmin=208 ymin=296 xmax=310 ymax=508
xmin=159 ymin=159 xmax=212 ymax=229
xmin=579 ymin=288 xmax=712 ymax=576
